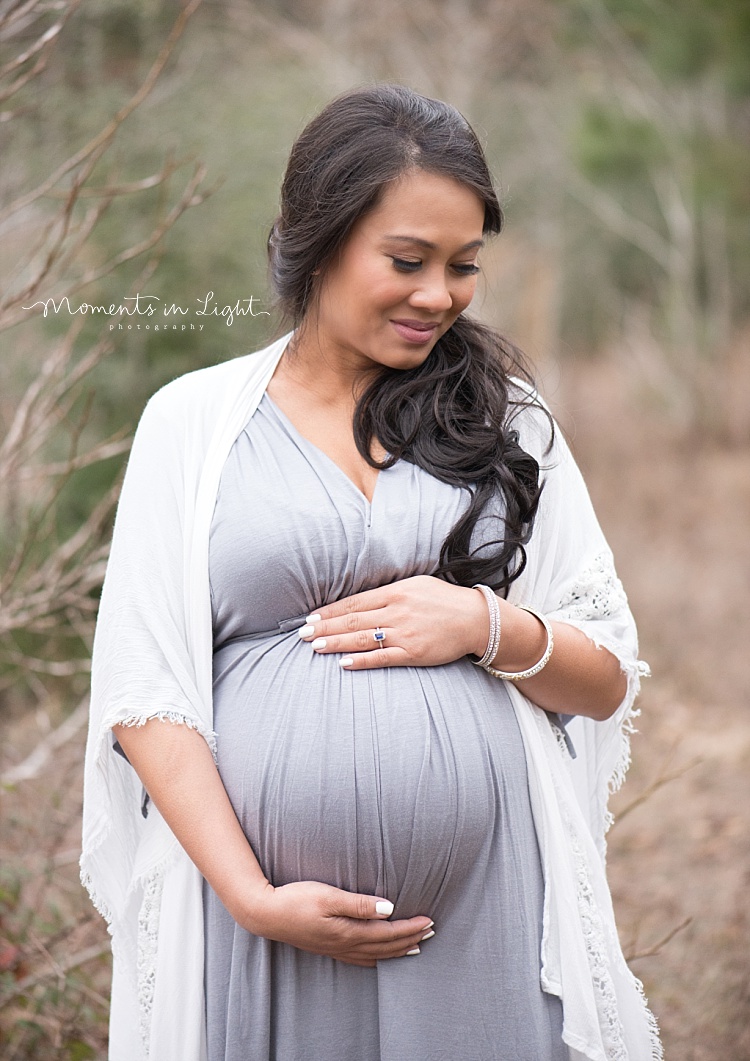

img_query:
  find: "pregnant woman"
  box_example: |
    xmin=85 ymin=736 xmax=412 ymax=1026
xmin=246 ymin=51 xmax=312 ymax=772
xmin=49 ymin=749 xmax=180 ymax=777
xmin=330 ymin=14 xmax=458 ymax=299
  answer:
xmin=81 ymin=84 xmax=662 ymax=1060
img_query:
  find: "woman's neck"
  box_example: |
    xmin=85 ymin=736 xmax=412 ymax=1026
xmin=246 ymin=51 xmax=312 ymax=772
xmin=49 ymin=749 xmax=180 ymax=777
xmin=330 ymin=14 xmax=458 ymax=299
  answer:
xmin=271 ymin=327 xmax=382 ymax=412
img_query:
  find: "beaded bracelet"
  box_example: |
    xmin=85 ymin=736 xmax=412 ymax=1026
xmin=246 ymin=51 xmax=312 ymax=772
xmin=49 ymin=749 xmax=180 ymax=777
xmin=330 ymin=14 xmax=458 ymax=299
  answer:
xmin=470 ymin=584 xmax=502 ymax=667
xmin=484 ymin=605 xmax=554 ymax=681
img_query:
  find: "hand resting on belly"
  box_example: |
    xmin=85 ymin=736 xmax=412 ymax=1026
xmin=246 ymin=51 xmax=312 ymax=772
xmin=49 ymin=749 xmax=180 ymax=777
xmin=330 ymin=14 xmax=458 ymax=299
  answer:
xmin=298 ymin=573 xmax=627 ymax=720
xmin=113 ymin=719 xmax=434 ymax=966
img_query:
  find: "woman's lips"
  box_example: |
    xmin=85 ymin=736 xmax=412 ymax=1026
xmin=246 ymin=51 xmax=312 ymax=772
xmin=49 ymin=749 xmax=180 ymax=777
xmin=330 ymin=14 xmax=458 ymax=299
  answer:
xmin=390 ymin=320 xmax=440 ymax=344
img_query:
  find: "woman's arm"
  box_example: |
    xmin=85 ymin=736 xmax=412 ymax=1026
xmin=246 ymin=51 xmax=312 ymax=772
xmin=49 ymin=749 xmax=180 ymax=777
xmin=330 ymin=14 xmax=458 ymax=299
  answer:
xmin=296 ymin=576 xmax=626 ymax=721
xmin=113 ymin=719 xmax=433 ymax=966
xmin=472 ymin=595 xmax=627 ymax=721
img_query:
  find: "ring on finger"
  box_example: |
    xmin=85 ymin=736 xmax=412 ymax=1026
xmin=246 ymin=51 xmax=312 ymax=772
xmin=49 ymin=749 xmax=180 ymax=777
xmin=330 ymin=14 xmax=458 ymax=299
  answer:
xmin=373 ymin=627 xmax=386 ymax=644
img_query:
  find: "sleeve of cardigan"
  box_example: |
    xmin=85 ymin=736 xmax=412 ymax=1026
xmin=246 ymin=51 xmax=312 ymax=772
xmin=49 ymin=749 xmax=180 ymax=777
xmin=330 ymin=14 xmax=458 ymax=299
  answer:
xmin=81 ymin=382 xmax=214 ymax=927
xmin=508 ymin=392 xmax=649 ymax=852
xmin=90 ymin=386 xmax=210 ymax=738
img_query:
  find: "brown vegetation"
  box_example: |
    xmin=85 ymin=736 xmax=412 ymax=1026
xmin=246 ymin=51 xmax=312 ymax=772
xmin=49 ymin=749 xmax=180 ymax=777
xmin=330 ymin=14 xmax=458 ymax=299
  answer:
xmin=2 ymin=354 xmax=749 ymax=1058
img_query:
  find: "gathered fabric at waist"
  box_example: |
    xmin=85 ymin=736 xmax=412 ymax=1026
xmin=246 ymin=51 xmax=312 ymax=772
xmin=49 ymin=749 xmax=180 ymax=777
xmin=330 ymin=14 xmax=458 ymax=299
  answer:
xmin=214 ymin=612 xmax=309 ymax=652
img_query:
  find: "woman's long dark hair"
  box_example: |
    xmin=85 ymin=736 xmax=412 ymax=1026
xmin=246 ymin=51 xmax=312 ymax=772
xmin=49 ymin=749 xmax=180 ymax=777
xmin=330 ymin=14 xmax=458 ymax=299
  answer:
xmin=268 ymin=83 xmax=550 ymax=593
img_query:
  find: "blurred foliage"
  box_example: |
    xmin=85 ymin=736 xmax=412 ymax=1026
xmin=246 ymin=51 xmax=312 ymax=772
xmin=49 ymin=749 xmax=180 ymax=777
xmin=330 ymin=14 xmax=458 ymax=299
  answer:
xmin=576 ymin=106 xmax=668 ymax=181
xmin=0 ymin=795 xmax=110 ymax=1060
xmin=0 ymin=0 xmax=747 ymax=709
xmin=596 ymin=0 xmax=750 ymax=90
xmin=7 ymin=0 xmax=749 ymax=423
xmin=0 ymin=0 xmax=747 ymax=713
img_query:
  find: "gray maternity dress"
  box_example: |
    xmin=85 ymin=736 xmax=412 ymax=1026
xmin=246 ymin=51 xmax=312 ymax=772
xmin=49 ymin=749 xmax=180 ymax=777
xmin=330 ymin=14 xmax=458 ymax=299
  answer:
xmin=204 ymin=393 xmax=566 ymax=1061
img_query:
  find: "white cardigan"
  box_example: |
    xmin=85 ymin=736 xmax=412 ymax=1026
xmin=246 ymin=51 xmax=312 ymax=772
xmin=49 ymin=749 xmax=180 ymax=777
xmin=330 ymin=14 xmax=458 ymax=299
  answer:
xmin=81 ymin=331 xmax=662 ymax=1061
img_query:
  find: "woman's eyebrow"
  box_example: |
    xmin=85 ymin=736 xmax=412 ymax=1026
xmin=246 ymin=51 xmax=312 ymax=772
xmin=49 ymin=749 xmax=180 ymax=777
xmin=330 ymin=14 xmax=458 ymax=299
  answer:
xmin=382 ymin=235 xmax=485 ymax=252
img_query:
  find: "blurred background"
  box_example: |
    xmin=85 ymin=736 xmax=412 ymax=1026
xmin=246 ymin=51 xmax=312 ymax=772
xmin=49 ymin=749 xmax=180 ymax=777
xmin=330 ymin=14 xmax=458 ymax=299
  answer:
xmin=0 ymin=0 xmax=748 ymax=1057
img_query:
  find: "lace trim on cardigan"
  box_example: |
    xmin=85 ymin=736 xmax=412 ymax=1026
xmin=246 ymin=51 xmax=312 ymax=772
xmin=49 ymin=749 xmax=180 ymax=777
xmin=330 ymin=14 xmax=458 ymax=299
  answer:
xmin=82 ymin=712 xmax=217 ymax=1055
xmin=564 ymin=806 xmax=628 ymax=1060
xmin=564 ymin=796 xmax=663 ymax=1060
xmin=536 ymin=706 xmax=662 ymax=1060
xmin=79 ymin=867 xmax=114 ymax=926
xmin=137 ymin=869 xmax=164 ymax=1051
xmin=535 ymin=706 xmax=628 ymax=1060
xmin=557 ymin=550 xmax=628 ymax=621
xmin=554 ymin=549 xmax=652 ymax=841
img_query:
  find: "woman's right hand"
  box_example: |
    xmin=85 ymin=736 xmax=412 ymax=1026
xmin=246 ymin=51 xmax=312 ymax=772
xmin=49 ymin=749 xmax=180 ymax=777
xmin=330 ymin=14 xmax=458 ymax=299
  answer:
xmin=242 ymin=880 xmax=434 ymax=967
xmin=112 ymin=721 xmax=432 ymax=966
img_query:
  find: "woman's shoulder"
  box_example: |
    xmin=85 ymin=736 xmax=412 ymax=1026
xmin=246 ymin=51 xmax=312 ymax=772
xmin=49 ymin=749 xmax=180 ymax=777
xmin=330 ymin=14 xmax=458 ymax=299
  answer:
xmin=146 ymin=351 xmax=257 ymax=414
xmin=140 ymin=333 xmax=290 ymax=426
xmin=505 ymin=376 xmax=557 ymax=460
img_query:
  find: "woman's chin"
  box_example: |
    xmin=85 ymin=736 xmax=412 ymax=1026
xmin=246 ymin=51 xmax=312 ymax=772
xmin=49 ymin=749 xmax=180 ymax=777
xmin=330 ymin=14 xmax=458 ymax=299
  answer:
xmin=370 ymin=339 xmax=437 ymax=372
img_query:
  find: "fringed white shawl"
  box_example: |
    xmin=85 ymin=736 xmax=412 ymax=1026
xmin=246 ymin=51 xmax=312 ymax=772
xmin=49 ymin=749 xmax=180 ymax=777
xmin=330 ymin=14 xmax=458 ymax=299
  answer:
xmin=81 ymin=331 xmax=662 ymax=1061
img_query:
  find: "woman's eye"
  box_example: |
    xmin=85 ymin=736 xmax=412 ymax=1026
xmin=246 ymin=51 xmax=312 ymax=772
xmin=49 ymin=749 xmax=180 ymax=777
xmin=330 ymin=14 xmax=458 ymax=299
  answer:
xmin=389 ymin=257 xmax=480 ymax=276
xmin=390 ymin=257 xmax=422 ymax=272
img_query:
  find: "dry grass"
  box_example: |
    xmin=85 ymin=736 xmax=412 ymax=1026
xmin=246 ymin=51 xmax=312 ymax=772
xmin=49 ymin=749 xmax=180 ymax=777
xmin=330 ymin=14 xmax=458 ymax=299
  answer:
xmin=1 ymin=356 xmax=749 ymax=1058
xmin=0 ymin=711 xmax=110 ymax=1060
xmin=554 ymin=356 xmax=750 ymax=1061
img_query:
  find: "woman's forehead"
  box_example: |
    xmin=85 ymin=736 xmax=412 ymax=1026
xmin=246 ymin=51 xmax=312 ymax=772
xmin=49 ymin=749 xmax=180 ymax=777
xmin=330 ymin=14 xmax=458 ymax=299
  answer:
xmin=357 ymin=169 xmax=485 ymax=239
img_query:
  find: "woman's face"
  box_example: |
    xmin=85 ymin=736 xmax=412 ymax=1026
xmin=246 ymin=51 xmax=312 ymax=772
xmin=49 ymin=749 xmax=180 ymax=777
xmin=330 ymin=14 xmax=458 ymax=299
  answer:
xmin=307 ymin=168 xmax=486 ymax=374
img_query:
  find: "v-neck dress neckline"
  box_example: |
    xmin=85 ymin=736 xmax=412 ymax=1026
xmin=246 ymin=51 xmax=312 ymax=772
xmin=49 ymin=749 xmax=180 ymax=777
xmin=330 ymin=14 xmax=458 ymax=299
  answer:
xmin=262 ymin=391 xmax=387 ymax=509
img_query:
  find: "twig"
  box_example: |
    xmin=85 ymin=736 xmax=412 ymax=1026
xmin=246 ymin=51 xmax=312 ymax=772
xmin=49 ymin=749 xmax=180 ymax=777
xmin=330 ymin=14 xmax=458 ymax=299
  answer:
xmin=0 ymin=14 xmax=63 ymax=82
xmin=1 ymin=650 xmax=91 ymax=676
xmin=14 ymin=434 xmax=131 ymax=480
xmin=0 ymin=8 xmax=71 ymax=106
xmin=0 ymin=0 xmax=204 ymax=225
xmin=1 ymin=160 xmax=213 ymax=332
xmin=613 ymin=756 xmax=701 ymax=824
xmin=0 ymin=696 xmax=89 ymax=787
xmin=42 ymin=154 xmax=187 ymax=199
xmin=0 ymin=941 xmax=111 ymax=1005
xmin=625 ymin=916 xmax=693 ymax=962
xmin=0 ymin=0 xmax=46 ymax=37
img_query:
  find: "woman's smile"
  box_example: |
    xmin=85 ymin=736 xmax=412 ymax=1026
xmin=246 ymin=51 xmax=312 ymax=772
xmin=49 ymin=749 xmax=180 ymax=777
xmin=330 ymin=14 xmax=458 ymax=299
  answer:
xmin=389 ymin=318 xmax=441 ymax=344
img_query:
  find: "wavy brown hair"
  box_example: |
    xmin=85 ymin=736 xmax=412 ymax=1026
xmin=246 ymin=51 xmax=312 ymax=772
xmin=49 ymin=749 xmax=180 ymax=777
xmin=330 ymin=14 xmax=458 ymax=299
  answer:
xmin=268 ymin=83 xmax=550 ymax=593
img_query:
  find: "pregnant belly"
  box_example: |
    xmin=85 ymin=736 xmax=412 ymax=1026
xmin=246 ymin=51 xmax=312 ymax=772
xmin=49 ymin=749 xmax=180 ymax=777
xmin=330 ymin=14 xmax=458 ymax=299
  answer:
xmin=212 ymin=635 xmax=528 ymax=920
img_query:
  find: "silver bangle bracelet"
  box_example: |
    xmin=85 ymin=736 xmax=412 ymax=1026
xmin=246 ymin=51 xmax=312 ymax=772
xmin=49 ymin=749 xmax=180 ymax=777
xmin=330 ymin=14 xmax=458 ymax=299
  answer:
xmin=484 ymin=605 xmax=554 ymax=681
xmin=470 ymin=584 xmax=502 ymax=668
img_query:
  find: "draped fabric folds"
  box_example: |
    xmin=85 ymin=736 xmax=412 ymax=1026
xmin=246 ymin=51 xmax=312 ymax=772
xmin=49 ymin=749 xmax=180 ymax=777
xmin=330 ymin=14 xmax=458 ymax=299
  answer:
xmin=81 ymin=331 xmax=662 ymax=1061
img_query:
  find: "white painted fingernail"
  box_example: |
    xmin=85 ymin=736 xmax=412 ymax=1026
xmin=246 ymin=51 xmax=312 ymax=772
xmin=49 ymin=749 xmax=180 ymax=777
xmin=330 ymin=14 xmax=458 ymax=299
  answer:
xmin=339 ymin=656 xmax=354 ymax=668
xmin=421 ymin=929 xmax=435 ymax=941
xmin=306 ymin=613 xmax=322 ymax=623
xmin=311 ymin=638 xmax=327 ymax=650
xmin=406 ymin=947 xmax=420 ymax=956
xmin=375 ymin=900 xmax=394 ymax=916
xmin=298 ymin=625 xmax=315 ymax=638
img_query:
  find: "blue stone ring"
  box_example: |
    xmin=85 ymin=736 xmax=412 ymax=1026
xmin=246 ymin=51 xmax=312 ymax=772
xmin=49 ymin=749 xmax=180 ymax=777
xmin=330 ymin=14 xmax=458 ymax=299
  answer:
xmin=373 ymin=627 xmax=386 ymax=644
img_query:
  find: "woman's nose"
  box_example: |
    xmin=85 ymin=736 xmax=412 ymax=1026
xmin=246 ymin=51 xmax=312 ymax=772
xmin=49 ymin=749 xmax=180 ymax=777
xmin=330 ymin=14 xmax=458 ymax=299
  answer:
xmin=409 ymin=272 xmax=454 ymax=312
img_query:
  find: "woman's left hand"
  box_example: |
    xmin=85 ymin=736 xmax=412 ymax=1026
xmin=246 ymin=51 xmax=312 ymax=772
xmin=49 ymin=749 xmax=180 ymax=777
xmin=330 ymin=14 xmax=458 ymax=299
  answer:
xmin=297 ymin=575 xmax=488 ymax=670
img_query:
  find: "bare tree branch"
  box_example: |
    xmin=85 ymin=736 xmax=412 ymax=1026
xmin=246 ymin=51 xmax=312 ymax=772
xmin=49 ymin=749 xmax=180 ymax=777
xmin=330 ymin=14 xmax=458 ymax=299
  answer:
xmin=565 ymin=167 xmax=674 ymax=272
xmin=612 ymin=749 xmax=701 ymax=825
xmin=0 ymin=12 xmax=62 ymax=81
xmin=624 ymin=916 xmax=693 ymax=962
xmin=1 ymin=695 xmax=90 ymax=786
xmin=0 ymin=0 xmax=203 ymax=225
xmin=43 ymin=153 xmax=187 ymax=199
xmin=2 ymin=158 xmax=213 ymax=331
xmin=0 ymin=941 xmax=110 ymax=1004
xmin=0 ymin=2 xmax=211 ymax=698
xmin=0 ymin=3 xmax=75 ymax=105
